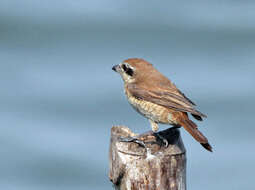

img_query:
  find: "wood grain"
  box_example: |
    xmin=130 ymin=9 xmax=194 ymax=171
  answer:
xmin=109 ymin=126 xmax=186 ymax=190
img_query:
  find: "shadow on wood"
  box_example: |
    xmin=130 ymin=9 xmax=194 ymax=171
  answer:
xmin=109 ymin=126 xmax=186 ymax=190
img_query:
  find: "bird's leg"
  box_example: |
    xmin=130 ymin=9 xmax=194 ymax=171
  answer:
xmin=149 ymin=119 xmax=159 ymax=132
xmin=149 ymin=120 xmax=169 ymax=147
xmin=118 ymin=136 xmax=147 ymax=147
xmin=118 ymin=130 xmax=168 ymax=147
xmin=119 ymin=129 xmax=161 ymax=147
xmin=118 ymin=121 xmax=169 ymax=147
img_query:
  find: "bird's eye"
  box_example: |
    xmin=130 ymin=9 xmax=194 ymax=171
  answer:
xmin=122 ymin=64 xmax=128 ymax=71
xmin=122 ymin=64 xmax=133 ymax=76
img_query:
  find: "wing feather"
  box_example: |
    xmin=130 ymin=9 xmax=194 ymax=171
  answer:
xmin=127 ymin=83 xmax=207 ymax=118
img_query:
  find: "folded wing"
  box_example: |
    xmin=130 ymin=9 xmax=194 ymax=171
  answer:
xmin=127 ymin=83 xmax=207 ymax=119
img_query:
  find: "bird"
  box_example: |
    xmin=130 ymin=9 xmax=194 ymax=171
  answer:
xmin=112 ymin=58 xmax=212 ymax=152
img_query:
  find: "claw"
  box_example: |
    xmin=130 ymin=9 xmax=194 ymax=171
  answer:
xmin=118 ymin=136 xmax=146 ymax=147
xmin=118 ymin=130 xmax=169 ymax=148
xmin=153 ymin=132 xmax=169 ymax=147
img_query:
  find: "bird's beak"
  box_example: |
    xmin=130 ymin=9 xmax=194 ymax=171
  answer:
xmin=112 ymin=64 xmax=121 ymax=73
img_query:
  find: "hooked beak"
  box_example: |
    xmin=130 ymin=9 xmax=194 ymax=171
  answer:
xmin=112 ymin=64 xmax=121 ymax=73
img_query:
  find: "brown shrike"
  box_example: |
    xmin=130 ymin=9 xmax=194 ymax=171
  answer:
xmin=112 ymin=58 xmax=212 ymax=152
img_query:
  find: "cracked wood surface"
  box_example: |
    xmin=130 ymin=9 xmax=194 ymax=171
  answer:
xmin=109 ymin=126 xmax=186 ymax=190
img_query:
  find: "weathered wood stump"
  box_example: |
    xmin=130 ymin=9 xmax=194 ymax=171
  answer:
xmin=109 ymin=126 xmax=186 ymax=190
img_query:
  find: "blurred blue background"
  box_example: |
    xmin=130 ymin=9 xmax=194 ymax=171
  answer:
xmin=1 ymin=1 xmax=255 ymax=190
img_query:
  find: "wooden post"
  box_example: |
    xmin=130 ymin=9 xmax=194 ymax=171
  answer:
xmin=109 ymin=126 xmax=186 ymax=190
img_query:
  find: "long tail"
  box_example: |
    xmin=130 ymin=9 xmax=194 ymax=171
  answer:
xmin=177 ymin=115 xmax=212 ymax=152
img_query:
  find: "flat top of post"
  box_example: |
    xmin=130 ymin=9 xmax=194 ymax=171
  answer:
xmin=111 ymin=126 xmax=186 ymax=156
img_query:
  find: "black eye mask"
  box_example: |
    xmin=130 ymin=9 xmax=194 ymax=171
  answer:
xmin=122 ymin=64 xmax=134 ymax=76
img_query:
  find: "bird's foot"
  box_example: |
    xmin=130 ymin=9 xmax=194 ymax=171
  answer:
xmin=153 ymin=132 xmax=169 ymax=147
xmin=118 ymin=131 xmax=156 ymax=147
xmin=118 ymin=136 xmax=146 ymax=147
xmin=118 ymin=131 xmax=169 ymax=148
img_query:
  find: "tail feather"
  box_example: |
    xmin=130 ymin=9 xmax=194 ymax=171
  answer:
xmin=201 ymin=143 xmax=213 ymax=152
xmin=178 ymin=117 xmax=212 ymax=152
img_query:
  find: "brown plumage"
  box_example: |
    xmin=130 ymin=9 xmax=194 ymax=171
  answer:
xmin=112 ymin=58 xmax=212 ymax=152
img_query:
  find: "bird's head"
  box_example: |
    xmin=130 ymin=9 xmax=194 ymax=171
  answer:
xmin=112 ymin=58 xmax=154 ymax=84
